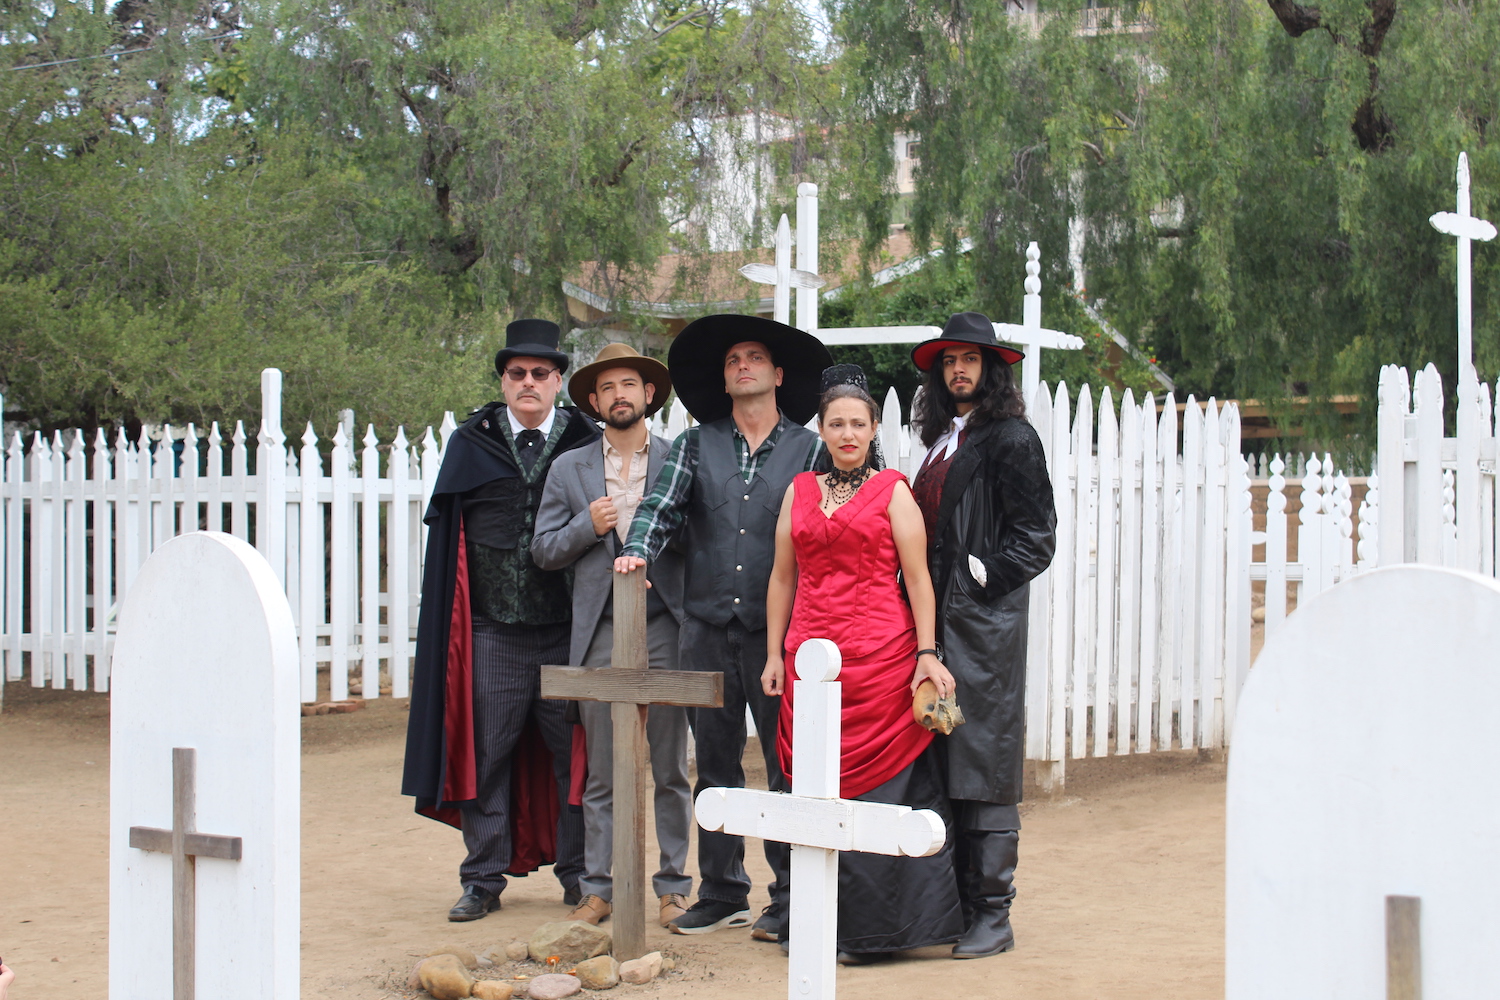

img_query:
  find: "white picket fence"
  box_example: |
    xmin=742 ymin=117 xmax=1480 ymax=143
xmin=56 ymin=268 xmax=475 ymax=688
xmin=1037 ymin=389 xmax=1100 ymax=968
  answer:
xmin=4 ymin=367 xmax=1372 ymax=782
xmin=1371 ymin=363 xmax=1500 ymax=574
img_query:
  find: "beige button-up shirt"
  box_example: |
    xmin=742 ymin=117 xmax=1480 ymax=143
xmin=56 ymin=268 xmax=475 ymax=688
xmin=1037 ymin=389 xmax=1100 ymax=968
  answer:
xmin=603 ymin=434 xmax=651 ymax=543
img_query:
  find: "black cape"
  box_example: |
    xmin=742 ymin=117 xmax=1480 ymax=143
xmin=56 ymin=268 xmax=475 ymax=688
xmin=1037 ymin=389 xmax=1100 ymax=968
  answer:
xmin=401 ymin=403 xmax=599 ymax=871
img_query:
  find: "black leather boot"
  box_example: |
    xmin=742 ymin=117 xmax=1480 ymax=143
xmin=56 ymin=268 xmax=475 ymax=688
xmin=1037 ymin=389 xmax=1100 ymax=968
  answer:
xmin=952 ymin=829 xmax=1018 ymax=959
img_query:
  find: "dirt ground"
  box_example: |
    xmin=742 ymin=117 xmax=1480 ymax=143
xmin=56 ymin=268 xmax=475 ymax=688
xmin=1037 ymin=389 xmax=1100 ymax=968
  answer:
xmin=0 ymin=682 xmax=1225 ymax=999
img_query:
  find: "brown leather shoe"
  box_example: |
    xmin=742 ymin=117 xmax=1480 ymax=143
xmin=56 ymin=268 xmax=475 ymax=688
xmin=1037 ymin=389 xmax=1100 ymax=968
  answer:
xmin=658 ymin=893 xmax=689 ymax=927
xmin=566 ymin=894 xmax=611 ymax=925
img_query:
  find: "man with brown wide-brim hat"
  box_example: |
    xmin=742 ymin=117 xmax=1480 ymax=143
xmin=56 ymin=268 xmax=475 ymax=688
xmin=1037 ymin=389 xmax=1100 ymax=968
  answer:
xmin=908 ymin=311 xmax=1057 ymax=960
xmin=534 ymin=342 xmax=693 ymax=929
xmin=613 ymin=314 xmax=832 ymax=939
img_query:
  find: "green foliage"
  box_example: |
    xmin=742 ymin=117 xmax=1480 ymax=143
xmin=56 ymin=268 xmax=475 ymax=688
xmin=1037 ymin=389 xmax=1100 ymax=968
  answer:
xmin=825 ymin=0 xmax=1500 ymax=440
xmin=0 ymin=0 xmax=827 ymax=438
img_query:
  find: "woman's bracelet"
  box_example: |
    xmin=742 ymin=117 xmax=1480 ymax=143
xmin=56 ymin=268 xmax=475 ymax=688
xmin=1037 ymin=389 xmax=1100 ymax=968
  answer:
xmin=915 ymin=647 xmax=943 ymax=662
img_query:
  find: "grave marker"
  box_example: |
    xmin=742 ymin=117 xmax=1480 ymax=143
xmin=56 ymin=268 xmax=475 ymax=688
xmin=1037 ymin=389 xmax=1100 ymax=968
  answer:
xmin=695 ymin=638 xmax=946 ymax=1000
xmin=541 ymin=568 xmax=724 ymax=961
xmin=1227 ymin=565 xmax=1500 ymax=998
xmin=1429 ymin=151 xmax=1496 ymax=372
xmin=109 ymin=532 xmax=300 ymax=1000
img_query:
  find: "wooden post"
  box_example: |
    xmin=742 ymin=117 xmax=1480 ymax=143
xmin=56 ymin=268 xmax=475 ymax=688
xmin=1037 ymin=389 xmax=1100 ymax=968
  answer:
xmin=540 ymin=567 xmax=724 ymax=962
xmin=172 ymin=747 xmax=197 ymax=1000
xmin=1386 ymin=895 xmax=1422 ymax=1000
xmin=610 ymin=569 xmax=650 ymax=963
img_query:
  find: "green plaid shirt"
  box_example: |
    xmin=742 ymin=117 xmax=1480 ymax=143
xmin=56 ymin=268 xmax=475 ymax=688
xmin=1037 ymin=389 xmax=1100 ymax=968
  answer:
xmin=622 ymin=415 xmax=822 ymax=562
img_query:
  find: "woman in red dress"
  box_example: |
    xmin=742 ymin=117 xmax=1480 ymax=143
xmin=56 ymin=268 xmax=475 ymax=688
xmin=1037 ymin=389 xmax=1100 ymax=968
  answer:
xmin=762 ymin=367 xmax=962 ymax=964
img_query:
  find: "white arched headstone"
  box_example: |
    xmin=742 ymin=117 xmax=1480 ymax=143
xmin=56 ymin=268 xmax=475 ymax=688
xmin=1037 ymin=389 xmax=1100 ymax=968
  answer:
xmin=109 ymin=532 xmax=299 ymax=1000
xmin=1227 ymin=565 xmax=1500 ymax=998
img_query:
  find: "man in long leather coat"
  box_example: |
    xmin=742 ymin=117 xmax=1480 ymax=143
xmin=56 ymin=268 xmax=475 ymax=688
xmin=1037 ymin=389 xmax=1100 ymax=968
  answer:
xmin=908 ymin=312 xmax=1057 ymax=959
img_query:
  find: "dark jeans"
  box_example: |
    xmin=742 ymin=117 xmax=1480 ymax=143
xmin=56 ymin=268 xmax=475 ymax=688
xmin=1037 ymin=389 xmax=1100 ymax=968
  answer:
xmin=679 ymin=614 xmax=790 ymax=907
xmin=458 ymin=620 xmax=585 ymax=896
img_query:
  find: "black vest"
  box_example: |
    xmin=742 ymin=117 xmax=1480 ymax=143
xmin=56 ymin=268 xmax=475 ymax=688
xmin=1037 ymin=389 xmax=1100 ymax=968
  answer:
xmin=682 ymin=417 xmax=814 ymax=630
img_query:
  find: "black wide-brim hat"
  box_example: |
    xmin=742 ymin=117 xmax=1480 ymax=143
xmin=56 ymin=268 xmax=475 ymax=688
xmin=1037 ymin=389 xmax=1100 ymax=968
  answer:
xmin=668 ymin=314 xmax=834 ymax=425
xmin=495 ymin=318 xmax=570 ymax=375
xmin=911 ymin=311 xmax=1025 ymax=371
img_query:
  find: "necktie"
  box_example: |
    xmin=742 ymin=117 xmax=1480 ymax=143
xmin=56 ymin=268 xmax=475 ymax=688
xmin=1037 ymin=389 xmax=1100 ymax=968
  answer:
xmin=517 ymin=429 xmax=543 ymax=472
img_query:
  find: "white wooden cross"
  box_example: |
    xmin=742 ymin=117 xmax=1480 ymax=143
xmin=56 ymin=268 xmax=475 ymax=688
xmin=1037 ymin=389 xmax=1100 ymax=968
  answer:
xmin=992 ymin=242 xmax=1086 ymax=405
xmin=1430 ymin=151 xmax=1497 ymax=373
xmin=741 ymin=185 xmax=1083 ymax=406
xmin=694 ymin=638 xmax=946 ymax=1000
xmin=128 ymin=747 xmax=244 ymax=1000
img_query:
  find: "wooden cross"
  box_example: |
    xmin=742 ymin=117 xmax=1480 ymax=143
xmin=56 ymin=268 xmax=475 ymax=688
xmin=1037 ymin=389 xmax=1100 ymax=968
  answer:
xmin=739 ymin=211 xmax=827 ymax=327
xmin=1387 ymin=895 xmax=1422 ymax=1000
xmin=540 ymin=568 xmax=723 ymax=961
xmin=694 ymin=638 xmax=946 ymax=1000
xmin=127 ymin=747 xmax=244 ymax=1000
xmin=992 ymin=242 xmax=1085 ymax=405
xmin=1430 ymin=151 xmax=1497 ymax=373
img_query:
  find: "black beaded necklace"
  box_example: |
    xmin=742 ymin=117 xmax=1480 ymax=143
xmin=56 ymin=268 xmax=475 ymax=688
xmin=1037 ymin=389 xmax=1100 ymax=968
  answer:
xmin=821 ymin=465 xmax=872 ymax=511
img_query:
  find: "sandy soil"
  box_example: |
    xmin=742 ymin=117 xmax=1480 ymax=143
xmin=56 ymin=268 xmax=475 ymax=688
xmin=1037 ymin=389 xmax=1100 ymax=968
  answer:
xmin=0 ymin=683 xmax=1225 ymax=999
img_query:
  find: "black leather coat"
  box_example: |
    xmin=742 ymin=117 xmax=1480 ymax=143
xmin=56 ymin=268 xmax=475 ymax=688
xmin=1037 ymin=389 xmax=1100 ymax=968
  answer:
xmin=930 ymin=417 xmax=1057 ymax=804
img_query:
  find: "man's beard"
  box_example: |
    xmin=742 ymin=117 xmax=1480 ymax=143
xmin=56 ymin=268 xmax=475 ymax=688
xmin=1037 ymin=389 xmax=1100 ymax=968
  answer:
xmin=948 ymin=381 xmax=978 ymax=403
xmin=605 ymin=403 xmax=644 ymax=429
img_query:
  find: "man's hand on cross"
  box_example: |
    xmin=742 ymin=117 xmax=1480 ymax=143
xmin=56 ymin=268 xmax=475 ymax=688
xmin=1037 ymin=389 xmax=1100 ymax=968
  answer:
xmin=614 ymin=555 xmax=647 ymax=575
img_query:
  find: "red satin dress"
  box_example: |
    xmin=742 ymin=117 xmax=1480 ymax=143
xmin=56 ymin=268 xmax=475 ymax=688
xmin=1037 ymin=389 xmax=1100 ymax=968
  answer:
xmin=776 ymin=468 xmax=933 ymax=798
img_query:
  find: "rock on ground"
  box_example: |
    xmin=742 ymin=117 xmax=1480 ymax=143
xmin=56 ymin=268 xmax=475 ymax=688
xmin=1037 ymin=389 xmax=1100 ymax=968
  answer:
xmin=427 ymin=944 xmax=480 ymax=970
xmin=527 ymin=921 xmax=612 ymax=965
xmin=472 ymin=981 xmax=515 ymax=1000
xmin=619 ymin=951 xmax=663 ymax=985
xmin=504 ymin=940 xmax=530 ymax=962
xmin=526 ymin=973 xmax=582 ymax=999
xmin=573 ymin=955 xmax=619 ymax=990
xmin=419 ymin=953 xmax=476 ymax=999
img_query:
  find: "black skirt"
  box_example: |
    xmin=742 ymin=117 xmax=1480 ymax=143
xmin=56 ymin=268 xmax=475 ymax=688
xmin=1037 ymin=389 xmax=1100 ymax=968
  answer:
xmin=836 ymin=742 xmax=964 ymax=954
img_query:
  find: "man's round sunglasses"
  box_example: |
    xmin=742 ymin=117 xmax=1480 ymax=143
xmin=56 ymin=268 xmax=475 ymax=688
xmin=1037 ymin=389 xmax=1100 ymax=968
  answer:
xmin=503 ymin=366 xmax=558 ymax=382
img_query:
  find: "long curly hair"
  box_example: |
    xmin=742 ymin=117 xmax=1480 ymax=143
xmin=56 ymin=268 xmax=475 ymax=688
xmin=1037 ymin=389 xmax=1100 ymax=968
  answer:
xmin=914 ymin=350 xmax=1026 ymax=449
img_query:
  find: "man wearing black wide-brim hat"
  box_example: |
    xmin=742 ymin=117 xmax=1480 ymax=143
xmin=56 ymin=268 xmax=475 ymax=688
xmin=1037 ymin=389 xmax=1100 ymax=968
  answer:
xmin=908 ymin=312 xmax=1057 ymax=960
xmin=403 ymin=318 xmax=601 ymax=921
xmin=614 ymin=314 xmax=832 ymax=939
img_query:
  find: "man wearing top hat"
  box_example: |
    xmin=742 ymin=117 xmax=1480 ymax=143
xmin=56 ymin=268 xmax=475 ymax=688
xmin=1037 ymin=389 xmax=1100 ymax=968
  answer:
xmin=403 ymin=319 xmax=601 ymax=921
xmin=614 ymin=315 xmax=832 ymax=939
xmin=907 ymin=312 xmax=1057 ymax=959
xmin=531 ymin=343 xmax=694 ymax=929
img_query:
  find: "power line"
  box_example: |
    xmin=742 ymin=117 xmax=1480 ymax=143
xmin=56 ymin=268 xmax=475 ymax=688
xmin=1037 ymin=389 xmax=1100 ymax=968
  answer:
xmin=4 ymin=30 xmax=242 ymax=72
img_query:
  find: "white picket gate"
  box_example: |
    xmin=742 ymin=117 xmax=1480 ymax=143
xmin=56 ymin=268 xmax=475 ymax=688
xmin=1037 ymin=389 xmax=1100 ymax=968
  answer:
xmin=1371 ymin=363 xmax=1500 ymax=574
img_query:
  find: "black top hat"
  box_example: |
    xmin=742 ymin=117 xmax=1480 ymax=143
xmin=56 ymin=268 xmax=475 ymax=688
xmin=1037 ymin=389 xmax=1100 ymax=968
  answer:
xmin=910 ymin=311 xmax=1025 ymax=371
xmin=495 ymin=318 xmax=570 ymax=375
xmin=668 ymin=314 xmax=834 ymax=425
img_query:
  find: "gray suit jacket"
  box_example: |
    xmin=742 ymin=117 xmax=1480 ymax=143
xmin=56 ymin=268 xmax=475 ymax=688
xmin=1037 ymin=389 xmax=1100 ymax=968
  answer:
xmin=531 ymin=432 xmax=686 ymax=664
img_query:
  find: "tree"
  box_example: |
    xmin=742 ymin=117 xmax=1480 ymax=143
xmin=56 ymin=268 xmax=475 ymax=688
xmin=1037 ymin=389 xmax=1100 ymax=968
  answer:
xmin=826 ymin=0 xmax=1500 ymax=442
xmin=0 ymin=1 xmax=830 ymax=437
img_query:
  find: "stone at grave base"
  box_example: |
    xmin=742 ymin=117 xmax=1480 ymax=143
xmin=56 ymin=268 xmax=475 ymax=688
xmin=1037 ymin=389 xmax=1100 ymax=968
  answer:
xmin=407 ymin=959 xmax=429 ymax=989
xmin=661 ymin=956 xmax=675 ymax=972
xmin=472 ymin=981 xmax=516 ymax=1000
xmin=527 ymin=921 xmax=612 ymax=965
xmin=427 ymin=944 xmax=480 ymax=970
xmin=526 ymin=973 xmax=582 ymax=999
xmin=618 ymin=952 xmax=662 ymax=985
xmin=573 ymin=955 xmax=619 ymax=989
xmin=505 ymin=940 xmax=531 ymax=962
xmin=419 ymin=953 xmax=476 ymax=999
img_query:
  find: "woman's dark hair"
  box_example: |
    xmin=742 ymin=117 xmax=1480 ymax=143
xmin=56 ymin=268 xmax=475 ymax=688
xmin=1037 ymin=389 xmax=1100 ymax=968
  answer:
xmin=914 ymin=350 xmax=1026 ymax=448
xmin=818 ymin=383 xmax=880 ymax=424
xmin=815 ymin=383 xmax=884 ymax=471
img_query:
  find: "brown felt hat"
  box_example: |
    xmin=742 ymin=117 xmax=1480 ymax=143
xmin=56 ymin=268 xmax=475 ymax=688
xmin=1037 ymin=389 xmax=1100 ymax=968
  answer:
xmin=567 ymin=343 xmax=673 ymax=422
